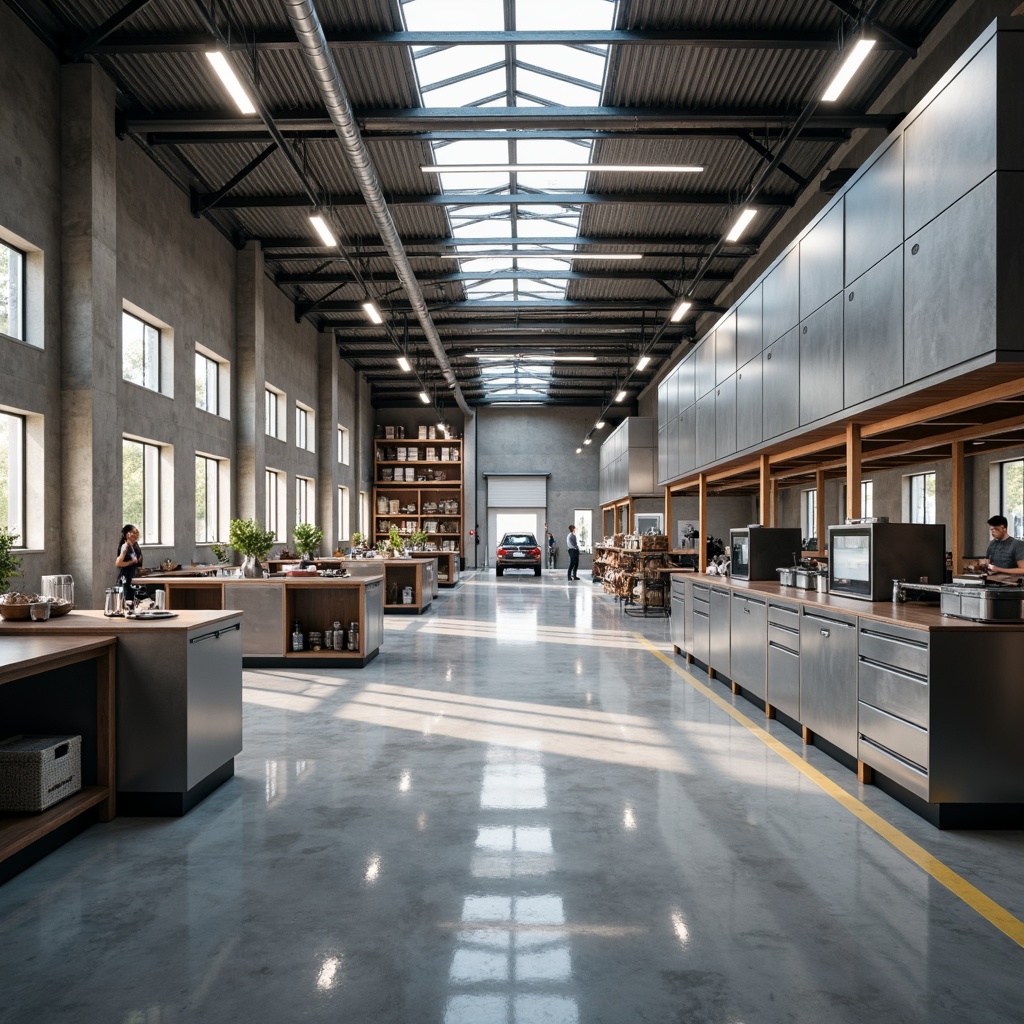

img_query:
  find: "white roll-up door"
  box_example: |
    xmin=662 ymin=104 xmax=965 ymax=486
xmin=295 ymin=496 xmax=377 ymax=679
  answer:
xmin=487 ymin=475 xmax=547 ymax=507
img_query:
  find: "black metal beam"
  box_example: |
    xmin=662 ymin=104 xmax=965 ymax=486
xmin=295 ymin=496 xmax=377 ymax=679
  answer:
xmin=277 ymin=268 xmax=733 ymax=285
xmin=190 ymin=142 xmax=278 ymax=216
xmin=67 ymin=0 xmax=157 ymax=61
xmin=262 ymin=233 xmax=756 ymax=251
xmin=821 ymin=0 xmax=918 ymax=56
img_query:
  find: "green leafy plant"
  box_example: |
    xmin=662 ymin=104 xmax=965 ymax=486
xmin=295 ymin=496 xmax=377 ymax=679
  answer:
xmin=293 ymin=522 xmax=323 ymax=559
xmin=376 ymin=540 xmax=389 ymax=556
xmin=353 ymin=531 xmax=366 ymax=549
xmin=389 ymin=524 xmax=404 ymax=553
xmin=210 ymin=542 xmax=231 ymax=564
xmin=228 ymin=518 xmax=276 ymax=560
xmin=0 ymin=527 xmax=23 ymax=593
xmin=409 ymin=530 xmax=428 ymax=549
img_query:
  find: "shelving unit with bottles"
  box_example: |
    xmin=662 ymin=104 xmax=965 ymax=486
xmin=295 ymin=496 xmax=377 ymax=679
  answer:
xmin=374 ymin=436 xmax=463 ymax=564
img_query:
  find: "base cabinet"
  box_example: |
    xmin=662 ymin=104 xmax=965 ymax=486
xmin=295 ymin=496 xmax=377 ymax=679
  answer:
xmin=800 ymin=608 xmax=858 ymax=756
xmin=730 ymin=593 xmax=767 ymax=699
xmin=766 ymin=601 xmax=801 ymax=719
xmin=670 ymin=577 xmax=686 ymax=652
xmin=691 ymin=582 xmax=710 ymax=665
xmin=709 ymin=586 xmax=731 ymax=677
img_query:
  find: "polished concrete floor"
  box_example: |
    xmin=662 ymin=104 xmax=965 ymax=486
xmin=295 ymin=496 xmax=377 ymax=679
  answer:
xmin=2 ymin=571 xmax=1023 ymax=1023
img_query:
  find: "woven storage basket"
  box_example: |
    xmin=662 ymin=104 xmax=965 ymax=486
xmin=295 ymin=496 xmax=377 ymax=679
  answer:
xmin=0 ymin=734 xmax=82 ymax=812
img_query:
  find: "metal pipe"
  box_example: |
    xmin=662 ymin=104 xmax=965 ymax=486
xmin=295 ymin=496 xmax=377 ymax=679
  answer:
xmin=280 ymin=0 xmax=472 ymax=418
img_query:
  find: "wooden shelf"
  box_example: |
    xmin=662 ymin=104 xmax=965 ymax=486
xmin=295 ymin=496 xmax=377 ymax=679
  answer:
xmin=0 ymin=787 xmax=109 ymax=861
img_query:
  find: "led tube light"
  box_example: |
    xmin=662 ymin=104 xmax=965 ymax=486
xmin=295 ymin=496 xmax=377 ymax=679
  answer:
xmin=421 ymin=164 xmax=704 ymax=175
xmin=725 ymin=208 xmax=757 ymax=242
xmin=419 ymin=391 xmax=431 ymax=404
xmin=670 ymin=299 xmax=692 ymax=322
xmin=362 ymin=302 xmax=383 ymax=324
xmin=396 ymin=356 xmax=412 ymax=372
xmin=636 ymin=355 xmax=652 ymax=371
xmin=309 ymin=214 xmax=337 ymax=247
xmin=822 ymin=39 xmax=877 ymax=102
xmin=615 ymin=390 xmax=628 ymax=403
xmin=205 ymin=51 xmax=256 ymax=115
xmin=454 ymin=253 xmax=643 ymax=261
xmin=595 ymin=421 xmax=606 ymax=429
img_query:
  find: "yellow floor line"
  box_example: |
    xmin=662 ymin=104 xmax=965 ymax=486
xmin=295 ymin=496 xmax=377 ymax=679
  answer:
xmin=636 ymin=634 xmax=1024 ymax=950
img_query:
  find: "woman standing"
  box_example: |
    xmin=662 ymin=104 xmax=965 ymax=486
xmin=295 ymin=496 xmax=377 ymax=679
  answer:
xmin=115 ymin=524 xmax=143 ymax=599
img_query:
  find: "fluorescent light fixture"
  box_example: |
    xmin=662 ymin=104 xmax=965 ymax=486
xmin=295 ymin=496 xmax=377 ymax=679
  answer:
xmin=576 ymin=447 xmax=583 ymax=454
xmin=725 ymin=208 xmax=757 ymax=243
xmin=309 ymin=214 xmax=336 ymax=247
xmin=596 ymin=420 xmax=606 ymax=429
xmin=396 ymin=356 xmax=411 ymax=372
xmin=421 ymin=164 xmax=703 ymax=175
xmin=362 ymin=301 xmax=383 ymax=324
xmin=670 ymin=299 xmax=692 ymax=322
xmin=615 ymin=390 xmax=627 ymax=403
xmin=822 ymin=38 xmax=877 ymax=102
xmin=583 ymin=438 xmax=592 ymax=445
xmin=636 ymin=355 xmax=652 ymax=371
xmin=419 ymin=391 xmax=430 ymax=404
xmin=473 ymin=354 xmax=596 ymax=362
xmin=438 ymin=421 xmax=446 ymax=431
xmin=457 ymin=253 xmax=643 ymax=261
xmin=205 ymin=51 xmax=256 ymax=115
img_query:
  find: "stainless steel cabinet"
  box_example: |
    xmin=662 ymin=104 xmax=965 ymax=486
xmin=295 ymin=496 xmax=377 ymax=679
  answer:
xmin=762 ymin=247 xmax=800 ymax=346
xmin=670 ymin=577 xmax=686 ymax=653
xmin=715 ymin=375 xmax=737 ymax=460
xmin=696 ymin=337 xmax=715 ymax=397
xmin=731 ymin=593 xmax=767 ymax=699
xmin=799 ymin=202 xmax=844 ymax=319
xmin=799 ymin=292 xmax=844 ymax=425
xmin=691 ymin=583 xmax=710 ymax=665
xmin=736 ymin=286 xmax=763 ymax=366
xmin=800 ymin=607 xmax=858 ymax=756
xmin=680 ymin=404 xmax=696 ymax=476
xmin=762 ymin=327 xmax=799 ymax=439
xmin=715 ymin=311 xmax=737 ymax=385
xmin=736 ymin=355 xmax=762 ymax=452
xmin=696 ymin=392 xmax=716 ymax=469
xmin=845 ymin=135 xmax=903 ymax=285
xmin=904 ymin=176 xmax=997 ymax=384
xmin=658 ymin=424 xmax=667 ymax=484
xmin=709 ymin=586 xmax=731 ymax=678
xmin=767 ymin=601 xmax=800 ymax=719
xmin=843 ymin=246 xmax=903 ymax=409
xmin=678 ymin=352 xmax=696 ymax=410
xmin=667 ymin=414 xmax=680 ymax=482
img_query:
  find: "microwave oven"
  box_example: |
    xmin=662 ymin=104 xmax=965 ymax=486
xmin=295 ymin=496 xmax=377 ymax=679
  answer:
xmin=828 ymin=523 xmax=945 ymax=601
xmin=729 ymin=527 xmax=802 ymax=580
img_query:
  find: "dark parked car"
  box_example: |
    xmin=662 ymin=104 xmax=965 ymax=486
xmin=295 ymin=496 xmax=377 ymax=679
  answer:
xmin=496 ymin=533 xmax=542 ymax=576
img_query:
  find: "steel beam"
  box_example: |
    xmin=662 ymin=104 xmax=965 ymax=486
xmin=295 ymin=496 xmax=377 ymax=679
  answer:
xmin=276 ymin=267 xmax=733 ymax=284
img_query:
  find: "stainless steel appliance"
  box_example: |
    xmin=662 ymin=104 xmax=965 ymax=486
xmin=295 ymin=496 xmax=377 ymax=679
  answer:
xmin=828 ymin=523 xmax=945 ymax=601
xmin=940 ymin=581 xmax=1024 ymax=621
xmin=730 ymin=527 xmax=802 ymax=581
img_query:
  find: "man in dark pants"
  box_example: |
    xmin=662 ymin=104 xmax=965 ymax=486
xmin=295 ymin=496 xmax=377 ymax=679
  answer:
xmin=566 ymin=524 xmax=579 ymax=581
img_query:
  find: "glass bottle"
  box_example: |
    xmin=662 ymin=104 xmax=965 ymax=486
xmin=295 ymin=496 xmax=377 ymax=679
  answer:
xmin=333 ymin=620 xmax=344 ymax=651
xmin=291 ymin=621 xmax=304 ymax=651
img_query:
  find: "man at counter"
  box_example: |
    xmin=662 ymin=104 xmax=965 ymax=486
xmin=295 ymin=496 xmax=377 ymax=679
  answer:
xmin=980 ymin=515 xmax=1024 ymax=576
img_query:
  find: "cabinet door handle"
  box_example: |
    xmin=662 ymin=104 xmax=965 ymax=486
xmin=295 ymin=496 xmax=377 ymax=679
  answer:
xmin=743 ymin=606 xmax=750 ymax=615
xmin=820 ymin=628 xmax=830 ymax=638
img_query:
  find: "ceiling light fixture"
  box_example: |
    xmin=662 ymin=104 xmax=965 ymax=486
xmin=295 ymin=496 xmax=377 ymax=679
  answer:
xmin=583 ymin=438 xmax=592 ymax=445
xmin=396 ymin=356 xmax=411 ymax=372
xmin=596 ymin=420 xmax=606 ymax=429
xmin=725 ymin=208 xmax=757 ymax=242
xmin=419 ymin=391 xmax=430 ymax=404
xmin=473 ymin=354 xmax=596 ymax=362
xmin=670 ymin=299 xmax=692 ymax=322
xmin=576 ymin=447 xmax=583 ymax=454
xmin=362 ymin=301 xmax=383 ymax=325
xmin=821 ymin=38 xmax=877 ymax=102
xmin=309 ymin=214 xmax=337 ymax=247
xmin=205 ymin=51 xmax=257 ymax=115
xmin=615 ymin=390 xmax=628 ymax=403
xmin=421 ymin=164 xmax=704 ymax=175
xmin=456 ymin=253 xmax=643 ymax=262
xmin=636 ymin=355 xmax=652 ymax=371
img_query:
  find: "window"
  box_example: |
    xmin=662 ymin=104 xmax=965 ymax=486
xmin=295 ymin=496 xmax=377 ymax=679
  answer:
xmin=123 ymin=438 xmax=164 ymax=544
xmin=296 ymin=403 xmax=314 ymax=452
xmin=338 ymin=425 xmax=350 ymax=465
xmin=802 ymin=489 xmax=818 ymax=545
xmin=338 ymin=485 xmax=350 ymax=541
xmin=0 ymin=240 xmax=25 ymax=341
xmin=360 ymin=491 xmax=370 ymax=538
xmin=196 ymin=455 xmax=225 ymax=543
xmin=195 ymin=350 xmax=226 ymax=416
xmin=0 ymin=411 xmax=25 ymax=542
xmin=265 ymin=386 xmax=285 ymax=440
xmin=861 ymin=480 xmax=873 ymax=518
xmin=295 ymin=476 xmax=313 ymax=526
xmin=266 ymin=469 xmax=284 ymax=540
xmin=1000 ymin=460 xmax=1024 ymax=537
xmin=909 ymin=472 xmax=936 ymax=524
xmin=574 ymin=509 xmax=593 ymax=554
xmin=122 ymin=311 xmax=162 ymax=392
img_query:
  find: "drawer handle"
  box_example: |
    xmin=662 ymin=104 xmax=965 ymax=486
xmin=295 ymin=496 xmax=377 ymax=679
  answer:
xmin=820 ymin=628 xmax=830 ymax=638
xmin=743 ymin=606 xmax=750 ymax=615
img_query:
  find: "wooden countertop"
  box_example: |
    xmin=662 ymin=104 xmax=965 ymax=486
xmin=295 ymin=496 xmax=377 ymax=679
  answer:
xmin=0 ymin=609 xmax=242 ymax=634
xmin=0 ymin=635 xmax=118 ymax=680
xmin=143 ymin=574 xmax=383 ymax=587
xmin=683 ymin=576 xmax=1024 ymax=632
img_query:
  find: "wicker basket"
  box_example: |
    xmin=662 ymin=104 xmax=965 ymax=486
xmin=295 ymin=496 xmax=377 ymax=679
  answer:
xmin=0 ymin=735 xmax=82 ymax=812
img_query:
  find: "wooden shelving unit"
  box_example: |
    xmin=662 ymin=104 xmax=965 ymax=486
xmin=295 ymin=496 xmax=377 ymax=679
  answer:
xmin=374 ymin=436 xmax=463 ymax=562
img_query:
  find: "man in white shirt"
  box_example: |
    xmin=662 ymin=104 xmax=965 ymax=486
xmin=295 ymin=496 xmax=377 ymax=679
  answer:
xmin=566 ymin=525 xmax=579 ymax=581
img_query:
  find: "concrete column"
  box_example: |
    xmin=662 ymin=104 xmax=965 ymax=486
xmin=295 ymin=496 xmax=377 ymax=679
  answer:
xmin=317 ymin=330 xmax=339 ymax=551
xmin=60 ymin=63 xmax=120 ymax=608
xmin=235 ymin=242 xmax=265 ymax=522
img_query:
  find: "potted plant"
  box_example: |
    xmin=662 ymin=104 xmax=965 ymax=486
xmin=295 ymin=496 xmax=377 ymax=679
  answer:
xmin=228 ymin=518 xmax=276 ymax=577
xmin=375 ymin=540 xmax=389 ymax=557
xmin=352 ymin=531 xmax=366 ymax=551
xmin=210 ymin=542 xmax=232 ymax=566
xmin=409 ymin=530 xmax=428 ymax=551
xmin=389 ymin=524 xmax=405 ymax=556
xmin=293 ymin=522 xmax=323 ymax=564
xmin=0 ymin=527 xmax=23 ymax=593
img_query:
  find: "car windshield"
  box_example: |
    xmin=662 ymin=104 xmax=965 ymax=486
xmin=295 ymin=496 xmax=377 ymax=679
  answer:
xmin=502 ymin=534 xmax=536 ymax=546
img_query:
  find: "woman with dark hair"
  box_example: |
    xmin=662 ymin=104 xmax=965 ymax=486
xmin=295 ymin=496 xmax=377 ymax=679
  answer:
xmin=115 ymin=524 xmax=143 ymax=599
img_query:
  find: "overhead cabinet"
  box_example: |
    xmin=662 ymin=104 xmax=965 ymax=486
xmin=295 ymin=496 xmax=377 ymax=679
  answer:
xmin=715 ymin=312 xmax=737 ymax=384
xmin=845 ymin=135 xmax=904 ymax=285
xmin=735 ymin=287 xmax=763 ymax=367
xmin=762 ymin=327 xmax=800 ymax=441
xmin=599 ymin=417 xmax=659 ymax=504
xmin=799 ymin=292 xmax=844 ymax=425
xmin=736 ymin=355 xmax=763 ymax=453
xmin=715 ymin=374 xmax=737 ymax=461
xmin=695 ymin=337 xmax=716 ymax=398
xmin=762 ymin=247 xmax=800 ymax=347
xmin=799 ymin=202 xmax=844 ymax=318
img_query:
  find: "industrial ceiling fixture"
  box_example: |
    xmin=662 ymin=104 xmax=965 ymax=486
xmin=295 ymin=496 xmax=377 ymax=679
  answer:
xmin=822 ymin=37 xmax=878 ymax=102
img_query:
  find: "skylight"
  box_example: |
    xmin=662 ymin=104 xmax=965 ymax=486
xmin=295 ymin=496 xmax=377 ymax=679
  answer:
xmin=403 ymin=0 xmax=617 ymax=400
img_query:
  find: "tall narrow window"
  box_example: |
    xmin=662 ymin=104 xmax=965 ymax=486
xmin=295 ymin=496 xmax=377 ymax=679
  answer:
xmin=574 ymin=509 xmax=593 ymax=554
xmin=196 ymin=455 xmax=222 ymax=543
xmin=909 ymin=472 xmax=936 ymax=524
xmin=0 ymin=411 xmax=26 ymax=541
xmin=338 ymin=425 xmax=350 ymax=465
xmin=266 ymin=469 xmax=282 ymax=539
xmin=0 ymin=240 xmax=25 ymax=341
xmin=122 ymin=311 xmax=161 ymax=392
xmin=265 ymin=386 xmax=285 ymax=440
xmin=123 ymin=438 xmax=162 ymax=543
xmin=1001 ymin=460 xmax=1024 ymax=537
xmin=861 ymin=480 xmax=873 ymax=518
xmin=802 ymin=489 xmax=818 ymax=545
xmin=195 ymin=352 xmax=220 ymax=415
xmin=296 ymin=404 xmax=313 ymax=452
xmin=295 ymin=476 xmax=313 ymax=525
xmin=338 ymin=485 xmax=350 ymax=541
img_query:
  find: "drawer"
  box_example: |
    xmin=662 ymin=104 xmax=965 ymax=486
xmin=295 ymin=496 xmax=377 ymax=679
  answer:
xmin=768 ymin=601 xmax=800 ymax=631
xmin=858 ymin=622 xmax=929 ymax=677
xmin=767 ymin=622 xmax=800 ymax=653
xmin=693 ymin=584 xmax=710 ymax=600
xmin=671 ymin=578 xmax=686 ymax=599
xmin=858 ymin=659 xmax=928 ymax=728
xmin=858 ymin=702 xmax=929 ymax=771
xmin=858 ymin=734 xmax=929 ymax=801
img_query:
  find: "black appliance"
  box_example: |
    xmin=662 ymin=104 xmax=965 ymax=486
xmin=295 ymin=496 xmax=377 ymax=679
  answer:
xmin=729 ymin=527 xmax=802 ymax=580
xmin=828 ymin=523 xmax=945 ymax=601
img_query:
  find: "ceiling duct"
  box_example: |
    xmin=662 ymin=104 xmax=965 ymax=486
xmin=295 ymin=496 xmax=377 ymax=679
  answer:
xmin=280 ymin=0 xmax=472 ymax=418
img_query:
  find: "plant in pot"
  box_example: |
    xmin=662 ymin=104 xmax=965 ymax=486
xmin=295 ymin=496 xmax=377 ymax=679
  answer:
xmin=375 ymin=540 xmax=389 ymax=557
xmin=389 ymin=524 xmax=405 ymax=557
xmin=293 ymin=522 xmax=323 ymax=566
xmin=409 ymin=530 xmax=428 ymax=551
xmin=228 ymin=518 xmax=276 ymax=578
xmin=352 ymin=531 xmax=366 ymax=552
xmin=0 ymin=527 xmax=23 ymax=594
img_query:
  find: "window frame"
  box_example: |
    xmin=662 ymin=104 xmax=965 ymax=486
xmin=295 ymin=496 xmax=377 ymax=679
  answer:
xmin=195 ymin=453 xmax=227 ymax=544
xmin=0 ymin=410 xmax=26 ymax=544
xmin=265 ymin=385 xmax=286 ymax=441
xmin=195 ymin=349 xmax=225 ymax=417
xmin=861 ymin=480 xmax=873 ymax=518
xmin=122 ymin=309 xmax=163 ymax=394
xmin=296 ymin=402 xmax=314 ymax=452
xmin=0 ymin=238 xmax=26 ymax=343
xmin=338 ymin=425 xmax=350 ymax=465
xmin=123 ymin=436 xmax=166 ymax=545
xmin=908 ymin=471 xmax=937 ymax=524
xmin=1000 ymin=459 xmax=1024 ymax=538
xmin=801 ymin=489 xmax=818 ymax=545
xmin=266 ymin=468 xmax=285 ymax=541
xmin=295 ymin=475 xmax=314 ymax=526
xmin=338 ymin=484 xmax=350 ymax=542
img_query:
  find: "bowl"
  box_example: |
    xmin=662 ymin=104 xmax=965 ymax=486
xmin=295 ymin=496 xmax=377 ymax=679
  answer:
xmin=0 ymin=601 xmax=32 ymax=620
